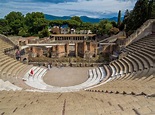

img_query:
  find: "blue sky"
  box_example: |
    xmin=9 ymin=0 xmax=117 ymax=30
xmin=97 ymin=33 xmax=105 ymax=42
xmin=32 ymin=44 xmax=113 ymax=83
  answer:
xmin=0 ymin=0 xmax=137 ymax=18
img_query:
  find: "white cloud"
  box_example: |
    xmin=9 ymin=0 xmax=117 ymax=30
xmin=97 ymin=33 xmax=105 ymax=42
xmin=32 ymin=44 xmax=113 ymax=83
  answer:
xmin=0 ymin=0 xmax=136 ymax=18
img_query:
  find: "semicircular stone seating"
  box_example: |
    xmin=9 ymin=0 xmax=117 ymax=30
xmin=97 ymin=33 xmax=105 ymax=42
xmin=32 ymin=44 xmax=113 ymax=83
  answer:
xmin=21 ymin=33 xmax=155 ymax=93
xmin=0 ymin=37 xmax=105 ymax=92
xmin=0 ymin=33 xmax=155 ymax=95
xmin=86 ymin=34 xmax=155 ymax=95
xmin=0 ymin=30 xmax=155 ymax=114
xmin=23 ymin=67 xmax=104 ymax=92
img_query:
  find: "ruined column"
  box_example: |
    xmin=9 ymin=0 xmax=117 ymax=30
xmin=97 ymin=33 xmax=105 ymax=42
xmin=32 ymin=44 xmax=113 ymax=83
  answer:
xmin=83 ymin=41 xmax=87 ymax=58
xmin=31 ymin=47 xmax=37 ymax=57
xmin=94 ymin=43 xmax=97 ymax=57
xmin=65 ymin=43 xmax=69 ymax=57
xmin=75 ymin=42 xmax=78 ymax=57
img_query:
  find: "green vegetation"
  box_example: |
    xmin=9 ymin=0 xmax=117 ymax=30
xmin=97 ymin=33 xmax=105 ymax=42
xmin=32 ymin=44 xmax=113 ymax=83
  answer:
xmin=117 ymin=10 xmax=121 ymax=27
xmin=0 ymin=0 xmax=154 ymax=38
xmin=0 ymin=12 xmax=49 ymax=37
xmin=0 ymin=11 xmax=118 ymax=38
xmin=121 ymin=0 xmax=155 ymax=36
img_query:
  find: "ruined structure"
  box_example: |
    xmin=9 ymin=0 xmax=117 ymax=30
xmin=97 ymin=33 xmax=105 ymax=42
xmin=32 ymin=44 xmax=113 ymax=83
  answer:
xmin=50 ymin=34 xmax=96 ymax=41
xmin=26 ymin=41 xmax=97 ymax=58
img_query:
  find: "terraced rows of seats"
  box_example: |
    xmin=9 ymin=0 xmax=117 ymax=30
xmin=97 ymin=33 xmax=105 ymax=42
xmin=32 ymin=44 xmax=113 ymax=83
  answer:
xmin=0 ymin=37 xmax=103 ymax=92
xmin=23 ymin=66 xmax=104 ymax=92
xmin=0 ymin=34 xmax=155 ymax=115
xmin=0 ymin=38 xmax=35 ymax=90
xmin=87 ymin=34 xmax=155 ymax=96
xmin=0 ymin=90 xmax=155 ymax=115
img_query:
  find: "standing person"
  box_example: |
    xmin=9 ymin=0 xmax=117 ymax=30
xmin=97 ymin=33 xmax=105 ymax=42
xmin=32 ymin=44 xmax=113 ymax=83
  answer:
xmin=48 ymin=64 xmax=51 ymax=70
xmin=30 ymin=69 xmax=34 ymax=76
xmin=15 ymin=50 xmax=21 ymax=61
xmin=50 ymin=63 xmax=52 ymax=68
xmin=28 ymin=69 xmax=34 ymax=80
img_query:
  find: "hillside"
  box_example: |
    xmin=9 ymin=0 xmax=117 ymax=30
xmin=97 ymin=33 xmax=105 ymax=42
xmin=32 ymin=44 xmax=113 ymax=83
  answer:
xmin=44 ymin=14 xmax=123 ymax=23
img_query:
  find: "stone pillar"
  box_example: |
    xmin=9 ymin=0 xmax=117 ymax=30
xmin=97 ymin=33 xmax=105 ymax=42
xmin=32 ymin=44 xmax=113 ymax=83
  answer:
xmin=38 ymin=49 xmax=43 ymax=57
xmin=65 ymin=43 xmax=69 ymax=57
xmin=94 ymin=43 xmax=97 ymax=57
xmin=83 ymin=41 xmax=87 ymax=58
xmin=56 ymin=45 xmax=60 ymax=57
xmin=89 ymin=42 xmax=92 ymax=51
xmin=75 ymin=42 xmax=78 ymax=57
xmin=31 ymin=47 xmax=37 ymax=57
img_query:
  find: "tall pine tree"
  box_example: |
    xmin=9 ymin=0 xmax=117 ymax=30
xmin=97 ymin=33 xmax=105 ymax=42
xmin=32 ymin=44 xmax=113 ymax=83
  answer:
xmin=117 ymin=10 xmax=121 ymax=27
xmin=150 ymin=0 xmax=155 ymax=18
xmin=132 ymin=0 xmax=148 ymax=30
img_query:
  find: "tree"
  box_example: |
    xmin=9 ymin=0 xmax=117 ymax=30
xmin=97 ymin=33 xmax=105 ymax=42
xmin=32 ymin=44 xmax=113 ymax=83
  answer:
xmin=38 ymin=28 xmax=50 ymax=38
xmin=78 ymin=22 xmax=92 ymax=30
xmin=71 ymin=16 xmax=82 ymax=24
xmin=24 ymin=12 xmax=48 ymax=35
xmin=91 ymin=23 xmax=99 ymax=35
xmin=18 ymin=26 xmax=30 ymax=37
xmin=122 ymin=0 xmax=150 ymax=35
xmin=49 ymin=20 xmax=65 ymax=33
xmin=117 ymin=10 xmax=121 ymax=27
xmin=111 ymin=21 xmax=117 ymax=28
xmin=0 ymin=19 xmax=10 ymax=35
xmin=66 ymin=19 xmax=80 ymax=30
xmin=5 ymin=11 xmax=24 ymax=35
xmin=5 ymin=11 xmax=24 ymax=23
xmin=98 ymin=20 xmax=113 ymax=35
xmin=133 ymin=0 xmax=148 ymax=28
xmin=148 ymin=0 xmax=155 ymax=19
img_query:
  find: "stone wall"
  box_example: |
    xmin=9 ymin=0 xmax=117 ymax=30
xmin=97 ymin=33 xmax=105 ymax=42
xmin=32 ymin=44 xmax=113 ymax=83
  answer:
xmin=31 ymin=47 xmax=43 ymax=57
xmin=56 ymin=45 xmax=66 ymax=57
xmin=77 ymin=42 xmax=85 ymax=58
xmin=0 ymin=34 xmax=15 ymax=46
xmin=28 ymin=41 xmax=97 ymax=58
xmin=77 ymin=41 xmax=97 ymax=58
xmin=124 ymin=19 xmax=155 ymax=46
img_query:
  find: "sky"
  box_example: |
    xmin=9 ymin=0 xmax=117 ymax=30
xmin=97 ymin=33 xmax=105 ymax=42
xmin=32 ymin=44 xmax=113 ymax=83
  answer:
xmin=0 ymin=0 xmax=137 ymax=18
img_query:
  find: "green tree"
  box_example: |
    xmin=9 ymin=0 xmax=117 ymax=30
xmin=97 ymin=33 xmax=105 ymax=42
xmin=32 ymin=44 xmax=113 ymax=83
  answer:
xmin=18 ymin=26 xmax=30 ymax=37
xmin=98 ymin=20 xmax=113 ymax=35
xmin=38 ymin=28 xmax=50 ymax=38
xmin=122 ymin=0 xmax=150 ymax=35
xmin=0 ymin=19 xmax=10 ymax=35
xmin=66 ymin=19 xmax=80 ymax=32
xmin=117 ymin=10 xmax=121 ymax=27
xmin=91 ymin=23 xmax=99 ymax=34
xmin=5 ymin=11 xmax=24 ymax=23
xmin=71 ymin=16 xmax=82 ymax=24
xmin=5 ymin=11 xmax=24 ymax=35
xmin=24 ymin=12 xmax=48 ymax=35
xmin=111 ymin=21 xmax=117 ymax=28
xmin=49 ymin=20 xmax=65 ymax=33
xmin=148 ymin=0 xmax=155 ymax=19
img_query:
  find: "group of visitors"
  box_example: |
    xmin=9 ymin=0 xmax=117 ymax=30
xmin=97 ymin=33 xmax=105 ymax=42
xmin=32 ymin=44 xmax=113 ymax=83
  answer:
xmin=15 ymin=50 xmax=21 ymax=60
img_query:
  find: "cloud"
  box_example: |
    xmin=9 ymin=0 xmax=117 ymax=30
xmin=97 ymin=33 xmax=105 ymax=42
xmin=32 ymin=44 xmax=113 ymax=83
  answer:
xmin=0 ymin=0 xmax=136 ymax=18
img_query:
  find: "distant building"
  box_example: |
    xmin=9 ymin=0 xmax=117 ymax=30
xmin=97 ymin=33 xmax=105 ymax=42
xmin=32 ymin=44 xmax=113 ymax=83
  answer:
xmin=50 ymin=34 xmax=96 ymax=41
xmin=61 ymin=27 xmax=69 ymax=34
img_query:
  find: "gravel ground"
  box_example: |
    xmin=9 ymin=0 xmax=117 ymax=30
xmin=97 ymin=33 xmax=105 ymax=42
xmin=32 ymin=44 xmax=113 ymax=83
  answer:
xmin=43 ymin=67 xmax=94 ymax=87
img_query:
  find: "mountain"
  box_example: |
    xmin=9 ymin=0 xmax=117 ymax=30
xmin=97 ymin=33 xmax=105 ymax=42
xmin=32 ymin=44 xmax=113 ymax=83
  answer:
xmin=44 ymin=14 xmax=123 ymax=23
